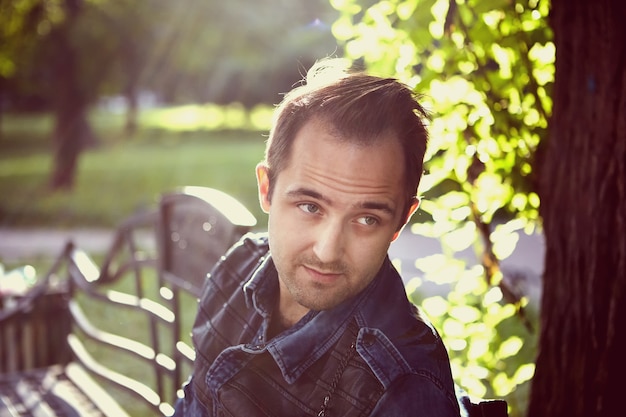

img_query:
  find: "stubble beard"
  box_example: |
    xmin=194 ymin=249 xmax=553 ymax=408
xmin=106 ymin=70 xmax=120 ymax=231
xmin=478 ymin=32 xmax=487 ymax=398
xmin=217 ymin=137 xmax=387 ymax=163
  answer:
xmin=278 ymin=254 xmax=357 ymax=311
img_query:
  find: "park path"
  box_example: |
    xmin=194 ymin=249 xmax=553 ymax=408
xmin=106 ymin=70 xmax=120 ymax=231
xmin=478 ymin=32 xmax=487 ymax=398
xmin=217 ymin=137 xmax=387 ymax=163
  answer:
xmin=0 ymin=227 xmax=544 ymax=303
xmin=0 ymin=228 xmax=117 ymax=261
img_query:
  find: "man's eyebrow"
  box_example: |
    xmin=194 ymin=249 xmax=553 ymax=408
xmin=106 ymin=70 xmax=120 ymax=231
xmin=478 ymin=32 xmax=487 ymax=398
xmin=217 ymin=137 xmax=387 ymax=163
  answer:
xmin=286 ymin=187 xmax=395 ymax=214
xmin=286 ymin=187 xmax=329 ymax=203
xmin=357 ymin=201 xmax=395 ymax=215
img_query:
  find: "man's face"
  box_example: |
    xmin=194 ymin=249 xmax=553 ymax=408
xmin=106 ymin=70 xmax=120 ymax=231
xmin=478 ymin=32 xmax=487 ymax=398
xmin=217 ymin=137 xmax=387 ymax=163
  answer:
xmin=256 ymin=119 xmax=417 ymax=320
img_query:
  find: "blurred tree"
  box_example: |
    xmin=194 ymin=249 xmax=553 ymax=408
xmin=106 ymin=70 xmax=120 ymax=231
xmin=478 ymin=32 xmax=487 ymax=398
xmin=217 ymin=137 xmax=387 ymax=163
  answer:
xmin=140 ymin=0 xmax=339 ymax=106
xmin=0 ymin=0 xmax=141 ymax=188
xmin=0 ymin=0 xmax=339 ymax=188
xmin=0 ymin=0 xmax=54 ymax=137
xmin=47 ymin=0 xmax=96 ymax=189
xmin=0 ymin=0 xmax=97 ymax=189
xmin=330 ymin=0 xmax=625 ymax=415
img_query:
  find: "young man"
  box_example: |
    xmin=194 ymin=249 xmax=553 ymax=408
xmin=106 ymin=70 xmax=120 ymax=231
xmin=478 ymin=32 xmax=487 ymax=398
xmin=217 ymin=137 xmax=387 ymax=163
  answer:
xmin=173 ymin=59 xmax=461 ymax=416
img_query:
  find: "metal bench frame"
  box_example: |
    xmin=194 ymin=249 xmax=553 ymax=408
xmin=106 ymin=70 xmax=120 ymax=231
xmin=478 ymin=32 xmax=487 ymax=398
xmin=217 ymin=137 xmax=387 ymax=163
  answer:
xmin=0 ymin=186 xmax=256 ymax=416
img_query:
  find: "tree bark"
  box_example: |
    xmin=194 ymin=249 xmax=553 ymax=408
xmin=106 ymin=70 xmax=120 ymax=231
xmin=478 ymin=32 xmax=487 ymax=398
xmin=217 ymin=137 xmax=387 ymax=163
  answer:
xmin=49 ymin=0 xmax=96 ymax=191
xmin=530 ymin=0 xmax=626 ymax=415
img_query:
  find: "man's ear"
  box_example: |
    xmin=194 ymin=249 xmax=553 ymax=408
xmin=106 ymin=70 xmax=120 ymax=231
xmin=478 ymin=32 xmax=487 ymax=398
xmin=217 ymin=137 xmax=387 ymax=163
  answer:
xmin=391 ymin=197 xmax=420 ymax=242
xmin=256 ymin=163 xmax=271 ymax=213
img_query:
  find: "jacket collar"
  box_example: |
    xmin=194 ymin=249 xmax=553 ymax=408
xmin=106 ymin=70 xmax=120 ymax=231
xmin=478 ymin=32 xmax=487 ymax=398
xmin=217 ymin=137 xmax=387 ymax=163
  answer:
xmin=243 ymin=254 xmax=405 ymax=384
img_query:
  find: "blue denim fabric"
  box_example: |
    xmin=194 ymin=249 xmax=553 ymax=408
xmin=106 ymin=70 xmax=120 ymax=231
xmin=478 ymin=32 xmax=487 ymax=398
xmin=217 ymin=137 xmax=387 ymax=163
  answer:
xmin=173 ymin=233 xmax=460 ymax=416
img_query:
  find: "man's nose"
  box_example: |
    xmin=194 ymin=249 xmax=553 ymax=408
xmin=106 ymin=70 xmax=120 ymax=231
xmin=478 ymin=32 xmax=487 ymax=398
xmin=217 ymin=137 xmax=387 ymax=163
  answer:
xmin=312 ymin=219 xmax=345 ymax=264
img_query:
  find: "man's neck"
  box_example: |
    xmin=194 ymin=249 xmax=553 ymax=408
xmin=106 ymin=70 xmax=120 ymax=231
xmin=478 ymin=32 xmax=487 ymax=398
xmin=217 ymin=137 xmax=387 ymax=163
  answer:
xmin=277 ymin=281 xmax=310 ymax=325
xmin=268 ymin=284 xmax=310 ymax=339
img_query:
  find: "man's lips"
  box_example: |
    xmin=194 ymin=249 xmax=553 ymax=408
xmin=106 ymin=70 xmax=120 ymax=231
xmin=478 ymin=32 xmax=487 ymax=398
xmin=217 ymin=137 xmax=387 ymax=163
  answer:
xmin=302 ymin=265 xmax=343 ymax=284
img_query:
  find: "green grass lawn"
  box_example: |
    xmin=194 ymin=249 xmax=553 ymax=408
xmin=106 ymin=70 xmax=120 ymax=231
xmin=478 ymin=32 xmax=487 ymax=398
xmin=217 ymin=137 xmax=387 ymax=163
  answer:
xmin=0 ymin=107 xmax=269 ymax=230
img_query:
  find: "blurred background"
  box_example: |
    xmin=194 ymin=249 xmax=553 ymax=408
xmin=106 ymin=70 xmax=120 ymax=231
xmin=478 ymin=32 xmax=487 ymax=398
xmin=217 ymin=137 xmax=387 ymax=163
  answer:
xmin=1 ymin=1 xmax=555 ymax=415
xmin=0 ymin=0 xmax=341 ymax=230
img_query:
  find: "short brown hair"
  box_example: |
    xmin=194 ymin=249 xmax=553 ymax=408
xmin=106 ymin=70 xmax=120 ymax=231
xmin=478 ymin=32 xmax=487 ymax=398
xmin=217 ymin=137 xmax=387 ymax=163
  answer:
xmin=263 ymin=59 xmax=429 ymax=219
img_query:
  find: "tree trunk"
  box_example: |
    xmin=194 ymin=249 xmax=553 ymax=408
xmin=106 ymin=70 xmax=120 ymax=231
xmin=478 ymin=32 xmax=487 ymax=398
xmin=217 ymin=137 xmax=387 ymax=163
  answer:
xmin=124 ymin=84 xmax=138 ymax=138
xmin=49 ymin=0 xmax=96 ymax=191
xmin=530 ymin=0 xmax=626 ymax=415
xmin=120 ymin=34 xmax=140 ymax=138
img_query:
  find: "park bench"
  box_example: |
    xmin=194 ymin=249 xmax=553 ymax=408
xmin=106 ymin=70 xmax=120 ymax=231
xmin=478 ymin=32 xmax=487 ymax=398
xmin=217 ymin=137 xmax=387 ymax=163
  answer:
xmin=0 ymin=186 xmax=507 ymax=417
xmin=0 ymin=186 xmax=257 ymax=416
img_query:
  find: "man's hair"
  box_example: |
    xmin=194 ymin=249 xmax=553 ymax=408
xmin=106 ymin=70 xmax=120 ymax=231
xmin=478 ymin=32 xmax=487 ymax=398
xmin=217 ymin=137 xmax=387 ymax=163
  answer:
xmin=263 ymin=58 xmax=429 ymax=220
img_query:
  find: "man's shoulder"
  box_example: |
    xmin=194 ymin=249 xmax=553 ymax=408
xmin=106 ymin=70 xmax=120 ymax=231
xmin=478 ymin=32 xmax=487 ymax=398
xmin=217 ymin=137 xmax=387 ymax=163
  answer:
xmin=357 ymin=262 xmax=452 ymax=375
xmin=216 ymin=232 xmax=269 ymax=276
xmin=225 ymin=232 xmax=269 ymax=259
xmin=239 ymin=231 xmax=268 ymax=247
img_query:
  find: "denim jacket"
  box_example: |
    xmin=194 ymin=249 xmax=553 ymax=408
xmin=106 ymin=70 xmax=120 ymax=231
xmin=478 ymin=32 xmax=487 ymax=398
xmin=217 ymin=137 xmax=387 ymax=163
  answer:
xmin=173 ymin=233 xmax=460 ymax=417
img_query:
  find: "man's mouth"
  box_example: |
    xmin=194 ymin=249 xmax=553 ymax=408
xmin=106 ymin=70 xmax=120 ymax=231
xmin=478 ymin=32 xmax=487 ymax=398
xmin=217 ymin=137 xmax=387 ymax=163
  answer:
xmin=302 ymin=265 xmax=343 ymax=284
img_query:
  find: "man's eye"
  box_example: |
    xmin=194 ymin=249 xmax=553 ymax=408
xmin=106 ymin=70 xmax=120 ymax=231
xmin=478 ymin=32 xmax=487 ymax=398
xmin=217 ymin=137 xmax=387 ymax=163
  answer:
xmin=298 ymin=203 xmax=319 ymax=214
xmin=356 ymin=216 xmax=378 ymax=226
